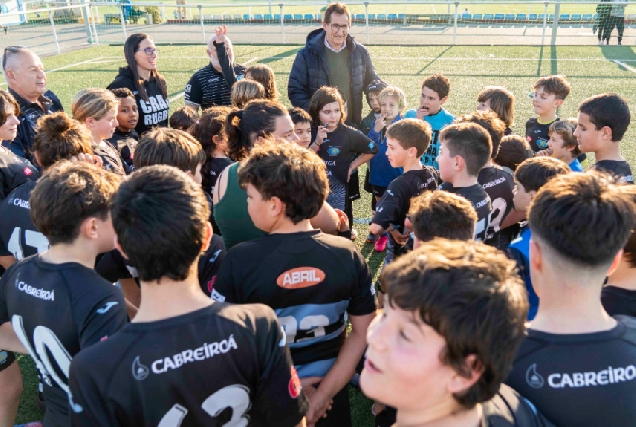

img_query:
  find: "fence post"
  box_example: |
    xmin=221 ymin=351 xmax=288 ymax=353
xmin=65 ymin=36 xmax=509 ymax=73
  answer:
xmin=119 ymin=4 xmax=127 ymax=40
xmin=90 ymin=5 xmax=99 ymax=45
xmin=453 ymin=2 xmax=458 ymax=45
xmin=364 ymin=1 xmax=369 ymax=44
xmin=48 ymin=10 xmax=61 ymax=54
xmin=541 ymin=2 xmax=548 ymax=46
xmin=160 ymin=6 xmax=165 ymax=22
xmin=80 ymin=0 xmax=94 ymax=43
xmin=248 ymin=3 xmax=251 ymax=18
xmin=280 ymin=3 xmax=284 ymax=43
xmin=268 ymin=0 xmax=272 ymax=16
xmin=199 ymin=5 xmax=205 ymax=42
xmin=550 ymin=0 xmax=560 ymax=45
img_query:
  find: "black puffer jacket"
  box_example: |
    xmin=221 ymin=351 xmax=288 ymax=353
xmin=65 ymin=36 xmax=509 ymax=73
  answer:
xmin=288 ymin=28 xmax=379 ymax=125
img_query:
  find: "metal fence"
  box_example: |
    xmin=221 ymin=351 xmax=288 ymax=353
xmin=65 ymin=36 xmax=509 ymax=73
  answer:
xmin=1 ymin=1 xmax=634 ymax=56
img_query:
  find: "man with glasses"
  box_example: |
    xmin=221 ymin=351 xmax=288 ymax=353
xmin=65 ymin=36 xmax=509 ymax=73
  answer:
xmin=288 ymin=2 xmax=380 ymax=127
xmin=1 ymin=46 xmax=63 ymax=164
xmin=185 ymin=25 xmax=245 ymax=111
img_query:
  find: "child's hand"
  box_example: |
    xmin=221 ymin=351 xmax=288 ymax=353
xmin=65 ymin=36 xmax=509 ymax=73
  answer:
xmin=416 ymin=106 xmax=428 ymax=121
xmin=215 ymin=25 xmax=227 ymax=44
xmin=373 ymin=114 xmax=387 ymax=132
xmin=314 ymin=125 xmax=328 ymax=146
xmin=536 ymin=148 xmax=552 ymax=157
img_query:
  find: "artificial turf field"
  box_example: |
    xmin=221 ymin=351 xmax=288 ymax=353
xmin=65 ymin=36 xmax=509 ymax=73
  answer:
xmin=11 ymin=42 xmax=636 ymax=425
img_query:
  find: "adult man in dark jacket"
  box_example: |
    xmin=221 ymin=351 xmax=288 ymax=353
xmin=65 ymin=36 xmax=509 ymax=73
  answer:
xmin=288 ymin=2 xmax=379 ymax=127
xmin=2 ymin=47 xmax=63 ymax=163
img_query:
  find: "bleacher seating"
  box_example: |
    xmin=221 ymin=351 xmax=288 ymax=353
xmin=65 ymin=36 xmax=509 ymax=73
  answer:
xmin=388 ymin=13 xmax=398 ymax=20
xmin=283 ymin=14 xmax=292 ymax=21
xmin=461 ymin=13 xmax=471 ymax=20
xmin=505 ymin=14 xmax=515 ymax=20
xmin=473 ymin=13 xmax=483 ymax=20
xmin=355 ymin=13 xmax=365 ymax=21
xmin=484 ymin=14 xmax=494 ymax=20
xmin=304 ymin=14 xmax=314 ymax=20
xmin=233 ymin=14 xmax=243 ymax=20
xmin=529 ymin=14 xmax=538 ymax=20
xmin=263 ymin=13 xmax=271 ymax=20
xmin=516 ymin=14 xmax=527 ymax=21
xmin=571 ymin=14 xmax=582 ymax=21
xmin=368 ymin=14 xmax=376 ymax=20
xmin=377 ymin=14 xmax=387 ymax=20
xmin=254 ymin=14 xmax=264 ymax=20
xmin=212 ymin=14 xmax=221 ymax=20
xmin=583 ymin=14 xmax=593 ymax=21
xmin=559 ymin=14 xmax=570 ymax=21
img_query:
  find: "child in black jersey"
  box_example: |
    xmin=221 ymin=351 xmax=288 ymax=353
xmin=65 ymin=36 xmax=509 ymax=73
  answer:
xmin=214 ymin=141 xmax=376 ymax=427
xmin=477 ymin=86 xmax=515 ymax=135
xmin=505 ymin=172 xmax=636 ymax=427
xmin=526 ymin=75 xmax=571 ymax=153
xmin=72 ymin=88 xmax=127 ymax=175
xmin=70 ymin=165 xmax=307 ymax=427
xmin=495 ymin=135 xmax=533 ymax=176
xmin=290 ymin=107 xmax=313 ymax=149
xmin=369 ymin=119 xmax=439 ymax=264
xmin=575 ymin=93 xmax=633 ymax=183
xmin=456 ymin=110 xmax=514 ymax=249
xmin=0 ymin=161 xmax=128 ymax=427
xmin=603 ymin=185 xmax=636 ymax=317
xmin=437 ymin=123 xmax=492 ymax=241
xmin=362 ymin=239 xmax=553 ymax=427
xmin=108 ymin=88 xmax=139 ymax=173
xmin=308 ymin=86 xmax=378 ymax=213
xmin=169 ymin=105 xmax=199 ymax=131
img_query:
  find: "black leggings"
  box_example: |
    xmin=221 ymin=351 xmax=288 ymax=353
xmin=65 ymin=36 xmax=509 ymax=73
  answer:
xmin=602 ymin=17 xmax=625 ymax=42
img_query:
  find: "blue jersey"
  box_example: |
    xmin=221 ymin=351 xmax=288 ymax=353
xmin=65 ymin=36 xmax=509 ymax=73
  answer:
xmin=367 ymin=115 xmax=404 ymax=188
xmin=404 ymin=108 xmax=455 ymax=169
xmin=508 ymin=225 xmax=538 ymax=320
xmin=569 ymin=158 xmax=584 ymax=172
xmin=212 ymin=230 xmax=376 ymax=378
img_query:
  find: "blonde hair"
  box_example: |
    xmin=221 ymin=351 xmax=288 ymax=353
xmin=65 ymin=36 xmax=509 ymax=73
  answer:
xmin=477 ymin=86 xmax=515 ymax=128
xmin=71 ymin=88 xmax=118 ymax=123
xmin=245 ymin=64 xmax=278 ymax=100
xmin=379 ymin=86 xmax=407 ymax=111
xmin=231 ymin=79 xmax=266 ymax=109
xmin=549 ymin=118 xmax=581 ymax=157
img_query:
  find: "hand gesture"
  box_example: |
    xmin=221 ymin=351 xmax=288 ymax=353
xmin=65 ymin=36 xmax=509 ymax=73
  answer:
xmin=314 ymin=125 xmax=328 ymax=146
xmin=416 ymin=105 xmax=427 ymax=121
xmin=73 ymin=153 xmax=104 ymax=168
xmin=334 ymin=209 xmax=350 ymax=232
xmin=373 ymin=113 xmax=387 ymax=132
xmin=389 ymin=229 xmax=409 ymax=246
xmin=215 ymin=25 xmax=227 ymax=44
xmin=536 ymin=148 xmax=552 ymax=157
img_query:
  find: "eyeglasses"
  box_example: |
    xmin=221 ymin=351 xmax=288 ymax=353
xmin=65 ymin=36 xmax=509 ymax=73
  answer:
xmin=2 ymin=45 xmax=26 ymax=71
xmin=137 ymin=47 xmax=159 ymax=56
xmin=329 ymin=23 xmax=349 ymax=33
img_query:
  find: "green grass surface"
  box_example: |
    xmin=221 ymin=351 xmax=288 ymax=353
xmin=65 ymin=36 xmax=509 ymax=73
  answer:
xmin=12 ymin=42 xmax=636 ymax=425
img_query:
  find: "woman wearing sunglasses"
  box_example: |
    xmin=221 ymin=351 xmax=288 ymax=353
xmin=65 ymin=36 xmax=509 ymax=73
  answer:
xmin=107 ymin=33 xmax=169 ymax=135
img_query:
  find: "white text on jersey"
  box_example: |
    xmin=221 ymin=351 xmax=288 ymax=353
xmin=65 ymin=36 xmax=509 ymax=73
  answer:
xmin=151 ymin=335 xmax=238 ymax=374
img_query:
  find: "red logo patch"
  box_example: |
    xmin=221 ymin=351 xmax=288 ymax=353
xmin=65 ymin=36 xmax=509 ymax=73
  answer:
xmin=276 ymin=267 xmax=325 ymax=289
xmin=207 ymin=276 xmax=217 ymax=293
xmin=288 ymin=366 xmax=301 ymax=398
xmin=24 ymin=167 xmax=32 ymax=176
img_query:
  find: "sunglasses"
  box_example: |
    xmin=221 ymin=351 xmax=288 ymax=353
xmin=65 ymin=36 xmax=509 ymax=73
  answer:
xmin=2 ymin=45 xmax=27 ymax=71
xmin=137 ymin=47 xmax=159 ymax=55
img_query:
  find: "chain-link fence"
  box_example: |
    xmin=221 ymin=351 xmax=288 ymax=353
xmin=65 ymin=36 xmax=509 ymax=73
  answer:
xmin=1 ymin=1 xmax=634 ymax=56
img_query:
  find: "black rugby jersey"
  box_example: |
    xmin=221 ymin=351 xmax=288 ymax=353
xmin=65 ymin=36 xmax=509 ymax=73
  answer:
xmin=0 ymin=181 xmax=48 ymax=260
xmin=316 ymin=124 xmax=378 ymax=211
xmin=108 ymin=67 xmax=169 ymax=135
xmin=441 ymin=182 xmax=491 ymax=242
xmin=526 ymin=117 xmax=556 ymax=152
xmin=106 ymin=128 xmax=138 ymax=174
xmin=373 ymin=167 xmax=440 ymax=256
xmin=185 ymin=42 xmax=245 ymax=110
xmin=0 ymin=255 xmax=127 ymax=427
xmin=69 ymin=303 xmax=307 ymax=427
xmin=213 ymin=230 xmax=376 ymax=378
xmin=0 ymin=145 xmax=39 ymax=200
xmin=506 ymin=316 xmax=636 ymax=427
xmin=202 ymin=157 xmax=233 ymax=198
xmin=589 ymin=160 xmax=634 ymax=184
xmin=96 ymin=234 xmax=226 ymax=297
xmin=602 ymin=286 xmax=636 ymax=317
xmin=478 ymin=165 xmax=514 ymax=248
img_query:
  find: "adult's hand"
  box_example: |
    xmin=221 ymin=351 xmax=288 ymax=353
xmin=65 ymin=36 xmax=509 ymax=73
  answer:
xmin=215 ymin=25 xmax=227 ymax=44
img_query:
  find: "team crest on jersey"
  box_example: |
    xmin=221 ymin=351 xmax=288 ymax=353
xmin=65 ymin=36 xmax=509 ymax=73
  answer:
xmin=276 ymin=267 xmax=325 ymax=289
xmin=526 ymin=363 xmax=544 ymax=389
xmin=327 ymin=147 xmax=340 ymax=156
xmin=288 ymin=366 xmax=301 ymax=398
xmin=207 ymin=276 xmax=217 ymax=293
xmin=132 ymin=356 xmax=150 ymax=381
xmin=23 ymin=167 xmax=32 ymax=176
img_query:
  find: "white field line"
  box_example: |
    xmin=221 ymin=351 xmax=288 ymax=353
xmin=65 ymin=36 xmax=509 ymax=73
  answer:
xmin=0 ymin=56 xmax=105 ymax=86
xmin=613 ymin=59 xmax=636 ymax=73
xmin=169 ymin=92 xmax=185 ymax=102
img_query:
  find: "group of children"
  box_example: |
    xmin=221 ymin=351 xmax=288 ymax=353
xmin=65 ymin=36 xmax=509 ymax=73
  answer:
xmin=0 ymin=58 xmax=634 ymax=427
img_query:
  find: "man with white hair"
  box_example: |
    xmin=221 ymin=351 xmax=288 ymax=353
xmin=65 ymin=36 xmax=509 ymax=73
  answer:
xmin=2 ymin=46 xmax=63 ymax=163
xmin=184 ymin=26 xmax=245 ymax=110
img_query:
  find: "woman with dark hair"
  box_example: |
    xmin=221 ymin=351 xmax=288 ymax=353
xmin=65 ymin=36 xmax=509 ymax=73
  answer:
xmin=213 ymin=99 xmax=339 ymax=249
xmin=107 ymin=33 xmax=169 ymax=135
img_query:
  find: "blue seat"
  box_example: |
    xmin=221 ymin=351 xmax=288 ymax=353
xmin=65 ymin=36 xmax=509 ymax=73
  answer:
xmin=484 ymin=14 xmax=494 ymax=20
xmin=284 ymin=14 xmax=293 ymax=20
xmin=398 ymin=13 xmax=405 ymax=19
xmin=377 ymin=14 xmax=387 ymax=20
xmin=583 ymin=13 xmax=593 ymax=20
xmin=368 ymin=14 xmax=376 ymax=20
xmin=473 ymin=13 xmax=483 ymax=20
xmin=254 ymin=13 xmax=264 ymax=20
xmin=461 ymin=13 xmax=471 ymax=20
xmin=304 ymin=13 xmax=314 ymax=20
xmin=549 ymin=14 xmax=555 ymax=20
xmin=262 ymin=14 xmax=271 ymax=20
xmin=505 ymin=14 xmax=515 ymax=20
xmin=243 ymin=14 xmax=251 ymax=20
xmin=388 ymin=13 xmax=397 ymax=20
xmin=539 ymin=14 xmax=545 ymax=19
xmin=559 ymin=14 xmax=570 ymax=20
xmin=529 ymin=13 xmax=538 ymax=20
xmin=571 ymin=14 xmax=582 ymax=20
xmin=593 ymin=13 xmax=598 ymax=20
xmin=494 ymin=14 xmax=505 ymax=20
xmin=516 ymin=14 xmax=527 ymax=20
xmin=293 ymin=14 xmax=302 ymax=20
xmin=273 ymin=14 xmax=280 ymax=20
xmin=355 ymin=13 xmax=364 ymax=20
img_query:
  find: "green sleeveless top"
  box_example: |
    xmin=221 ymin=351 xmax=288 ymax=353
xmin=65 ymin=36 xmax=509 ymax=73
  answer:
xmin=213 ymin=162 xmax=266 ymax=249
